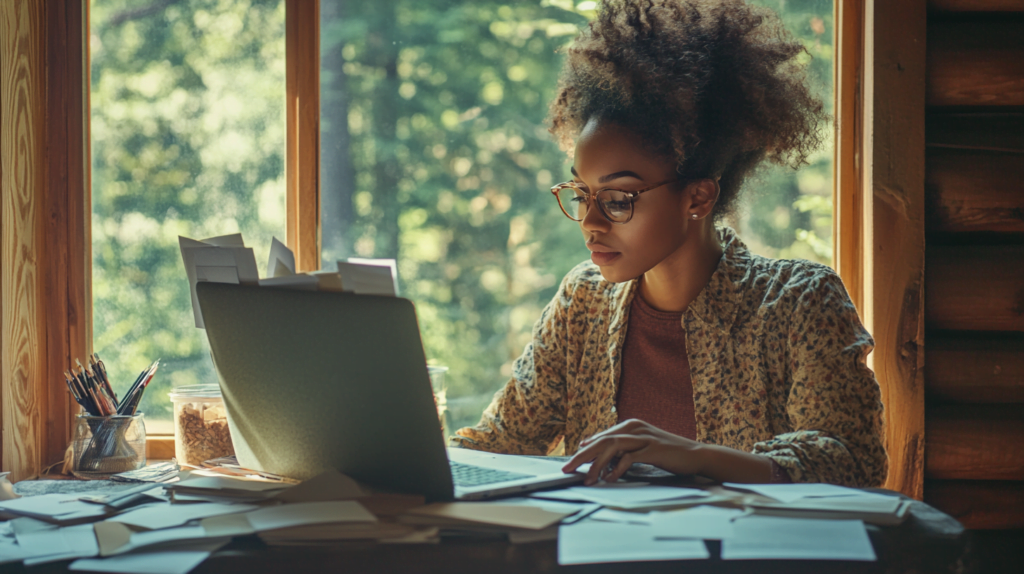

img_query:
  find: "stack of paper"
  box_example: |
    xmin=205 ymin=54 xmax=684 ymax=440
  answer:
xmin=531 ymin=483 xmax=711 ymax=511
xmin=722 ymin=483 xmax=910 ymax=525
xmin=164 ymin=474 xmax=292 ymax=503
xmin=0 ymin=493 xmax=116 ymax=524
xmin=178 ymin=234 xmax=260 ymax=328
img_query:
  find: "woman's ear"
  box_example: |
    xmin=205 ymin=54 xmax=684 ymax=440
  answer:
xmin=686 ymin=178 xmax=720 ymax=219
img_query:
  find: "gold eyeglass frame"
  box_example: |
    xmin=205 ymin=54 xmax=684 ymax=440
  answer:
xmin=550 ymin=178 xmax=680 ymax=224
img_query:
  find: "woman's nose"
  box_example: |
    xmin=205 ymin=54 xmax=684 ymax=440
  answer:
xmin=579 ymin=197 xmax=611 ymax=233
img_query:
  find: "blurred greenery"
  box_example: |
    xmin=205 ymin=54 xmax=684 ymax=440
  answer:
xmin=91 ymin=0 xmax=832 ymax=436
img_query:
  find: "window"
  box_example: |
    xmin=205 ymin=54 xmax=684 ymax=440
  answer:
xmin=317 ymin=0 xmax=835 ymax=435
xmin=89 ymin=0 xmax=833 ymax=437
xmin=90 ymin=0 xmax=286 ymax=432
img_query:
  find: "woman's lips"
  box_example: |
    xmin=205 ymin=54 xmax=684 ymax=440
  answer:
xmin=591 ymin=251 xmax=621 ymax=265
xmin=588 ymin=245 xmax=621 ymax=266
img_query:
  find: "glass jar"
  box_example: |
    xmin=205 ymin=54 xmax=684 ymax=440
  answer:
xmin=170 ymin=384 xmax=234 ymax=467
xmin=428 ymin=365 xmax=449 ymax=438
xmin=71 ymin=413 xmax=146 ymax=479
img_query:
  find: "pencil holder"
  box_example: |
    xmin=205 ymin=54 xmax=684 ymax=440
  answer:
xmin=71 ymin=413 xmax=146 ymax=479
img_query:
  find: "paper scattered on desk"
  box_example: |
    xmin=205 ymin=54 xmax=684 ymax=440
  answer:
xmin=70 ymin=539 xmax=230 ymax=574
xmin=179 ymin=234 xmax=259 ymax=328
xmin=110 ymin=502 xmax=256 ymax=531
xmin=245 ymin=500 xmax=377 ymax=532
xmin=403 ymin=502 xmax=574 ymax=531
xmin=722 ymin=482 xmax=895 ymax=503
xmin=0 ymin=492 xmax=113 ymax=522
xmin=0 ymin=472 xmax=18 ymax=501
xmin=590 ymin=508 xmax=653 ymax=525
xmin=721 ymin=516 xmax=876 ymax=561
xmin=558 ymin=520 xmax=709 ymax=565
xmin=337 ymin=258 xmax=398 ymax=296
xmin=533 ymin=484 xmax=708 ymax=508
xmin=272 ymin=469 xmax=364 ymax=503
xmin=652 ymin=505 xmax=745 ymax=540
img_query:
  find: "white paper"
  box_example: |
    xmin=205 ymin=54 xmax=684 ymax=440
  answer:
xmin=266 ymin=237 xmax=296 ymax=278
xmin=111 ymin=502 xmax=256 ymax=530
xmin=244 ymin=501 xmax=376 ymax=532
xmin=337 ymin=259 xmax=398 ymax=296
xmin=179 ymin=235 xmax=260 ymax=328
xmin=651 ymin=505 xmax=745 ymax=540
xmin=0 ymin=493 xmax=111 ymax=521
xmin=558 ymin=520 xmax=709 ymax=565
xmin=721 ymin=516 xmax=876 ymax=561
xmin=534 ymin=484 xmax=708 ymax=507
xmin=590 ymin=508 xmax=653 ymax=525
xmin=70 ymin=539 xmax=229 ymax=574
xmin=21 ymin=524 xmax=100 ymax=566
xmin=722 ymin=483 xmax=893 ymax=503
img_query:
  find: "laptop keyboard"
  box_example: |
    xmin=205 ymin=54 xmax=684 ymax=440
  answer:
xmin=450 ymin=461 xmax=532 ymax=487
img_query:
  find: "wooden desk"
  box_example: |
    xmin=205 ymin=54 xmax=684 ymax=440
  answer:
xmin=3 ymin=484 xmax=970 ymax=574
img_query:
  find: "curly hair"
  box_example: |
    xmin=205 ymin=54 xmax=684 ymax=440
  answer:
xmin=548 ymin=0 xmax=827 ymax=219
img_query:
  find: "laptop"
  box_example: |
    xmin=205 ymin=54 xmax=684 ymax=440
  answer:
xmin=196 ymin=281 xmax=584 ymax=501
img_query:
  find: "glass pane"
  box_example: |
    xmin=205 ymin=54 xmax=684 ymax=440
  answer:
xmin=91 ymin=0 xmax=286 ymax=432
xmin=732 ymin=0 xmax=834 ymax=265
xmin=319 ymin=0 xmax=834 ymax=437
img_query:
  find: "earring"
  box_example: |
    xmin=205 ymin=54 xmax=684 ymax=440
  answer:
xmin=690 ymin=213 xmax=699 ymax=220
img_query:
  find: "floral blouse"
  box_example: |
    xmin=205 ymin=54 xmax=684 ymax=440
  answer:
xmin=451 ymin=228 xmax=888 ymax=487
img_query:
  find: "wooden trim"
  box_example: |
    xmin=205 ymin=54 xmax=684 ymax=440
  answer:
xmin=925 ymin=480 xmax=1024 ymax=530
xmin=43 ymin=0 xmax=90 ymax=479
xmin=146 ymin=436 xmax=175 ymax=461
xmin=1 ymin=0 xmax=48 ymax=482
xmin=927 ymin=333 xmax=1024 ymax=403
xmin=928 ymin=0 xmax=1024 ymax=12
xmin=1 ymin=0 xmax=89 ymax=481
xmin=926 ymin=405 xmax=1024 ymax=480
xmin=926 ymin=112 xmax=1024 ymax=153
xmin=925 ymin=148 xmax=1024 ymax=234
xmin=833 ymin=0 xmax=866 ymax=314
xmin=927 ymin=21 xmax=1024 ymax=108
xmin=286 ymin=0 xmax=320 ymax=272
xmin=867 ymin=0 xmax=929 ymax=500
xmin=926 ymin=245 xmax=1024 ymax=332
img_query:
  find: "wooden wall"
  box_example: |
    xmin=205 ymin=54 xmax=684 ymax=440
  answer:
xmin=923 ymin=0 xmax=1024 ymax=529
xmin=0 ymin=0 xmax=89 ymax=482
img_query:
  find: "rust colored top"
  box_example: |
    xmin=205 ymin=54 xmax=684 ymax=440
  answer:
xmin=616 ymin=292 xmax=696 ymax=440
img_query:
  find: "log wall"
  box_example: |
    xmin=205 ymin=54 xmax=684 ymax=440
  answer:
xmin=923 ymin=4 xmax=1024 ymax=529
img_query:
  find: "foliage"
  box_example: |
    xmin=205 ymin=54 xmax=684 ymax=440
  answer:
xmin=90 ymin=0 xmax=832 ymax=434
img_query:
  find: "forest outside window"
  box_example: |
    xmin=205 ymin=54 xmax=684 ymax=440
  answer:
xmin=89 ymin=0 xmax=834 ymax=437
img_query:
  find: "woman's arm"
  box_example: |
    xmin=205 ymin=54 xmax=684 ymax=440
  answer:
xmin=561 ymin=419 xmax=772 ymax=485
xmin=449 ymin=266 xmax=580 ymax=455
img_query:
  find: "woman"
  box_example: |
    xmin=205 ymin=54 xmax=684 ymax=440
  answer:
xmin=451 ymin=0 xmax=887 ymax=487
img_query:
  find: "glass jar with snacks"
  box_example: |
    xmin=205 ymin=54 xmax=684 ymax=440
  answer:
xmin=170 ymin=384 xmax=234 ymax=466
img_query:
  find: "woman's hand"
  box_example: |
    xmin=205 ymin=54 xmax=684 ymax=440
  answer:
xmin=561 ymin=419 xmax=708 ymax=486
xmin=561 ymin=419 xmax=775 ymax=485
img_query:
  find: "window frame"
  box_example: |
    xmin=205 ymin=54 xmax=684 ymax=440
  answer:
xmin=2 ymin=0 xmax=925 ymax=498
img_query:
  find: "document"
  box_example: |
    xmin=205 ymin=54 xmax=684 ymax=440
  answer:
xmin=558 ymin=520 xmax=710 ymax=565
xmin=0 ymin=493 xmax=113 ymax=522
xmin=533 ymin=484 xmax=708 ymax=508
xmin=244 ymin=500 xmax=377 ymax=531
xmin=651 ymin=505 xmax=745 ymax=540
xmin=721 ymin=516 xmax=876 ymax=561
xmin=722 ymin=482 xmax=896 ymax=503
xmin=70 ymin=539 xmax=229 ymax=574
xmin=590 ymin=508 xmax=653 ymax=525
xmin=110 ymin=502 xmax=257 ymax=530
xmin=179 ymin=234 xmax=259 ymax=328
xmin=337 ymin=258 xmax=398 ymax=296
xmin=403 ymin=502 xmax=575 ymax=530
xmin=266 ymin=237 xmax=296 ymax=278
xmin=13 ymin=521 xmax=99 ymax=565
xmin=271 ymin=469 xmax=365 ymax=503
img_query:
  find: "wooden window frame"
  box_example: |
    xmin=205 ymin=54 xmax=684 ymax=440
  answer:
xmin=3 ymin=0 xmax=926 ymax=499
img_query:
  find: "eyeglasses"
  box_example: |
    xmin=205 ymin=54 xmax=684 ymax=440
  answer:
xmin=550 ymin=178 xmax=679 ymax=224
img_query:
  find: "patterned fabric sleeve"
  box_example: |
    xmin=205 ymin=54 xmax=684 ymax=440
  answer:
xmin=448 ymin=269 xmax=575 ymax=455
xmin=751 ymin=269 xmax=888 ymax=487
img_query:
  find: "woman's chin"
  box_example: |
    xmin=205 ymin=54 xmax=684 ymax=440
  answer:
xmin=596 ymin=263 xmax=641 ymax=284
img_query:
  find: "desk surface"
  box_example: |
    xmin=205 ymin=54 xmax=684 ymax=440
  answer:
xmin=5 ymin=480 xmax=969 ymax=574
